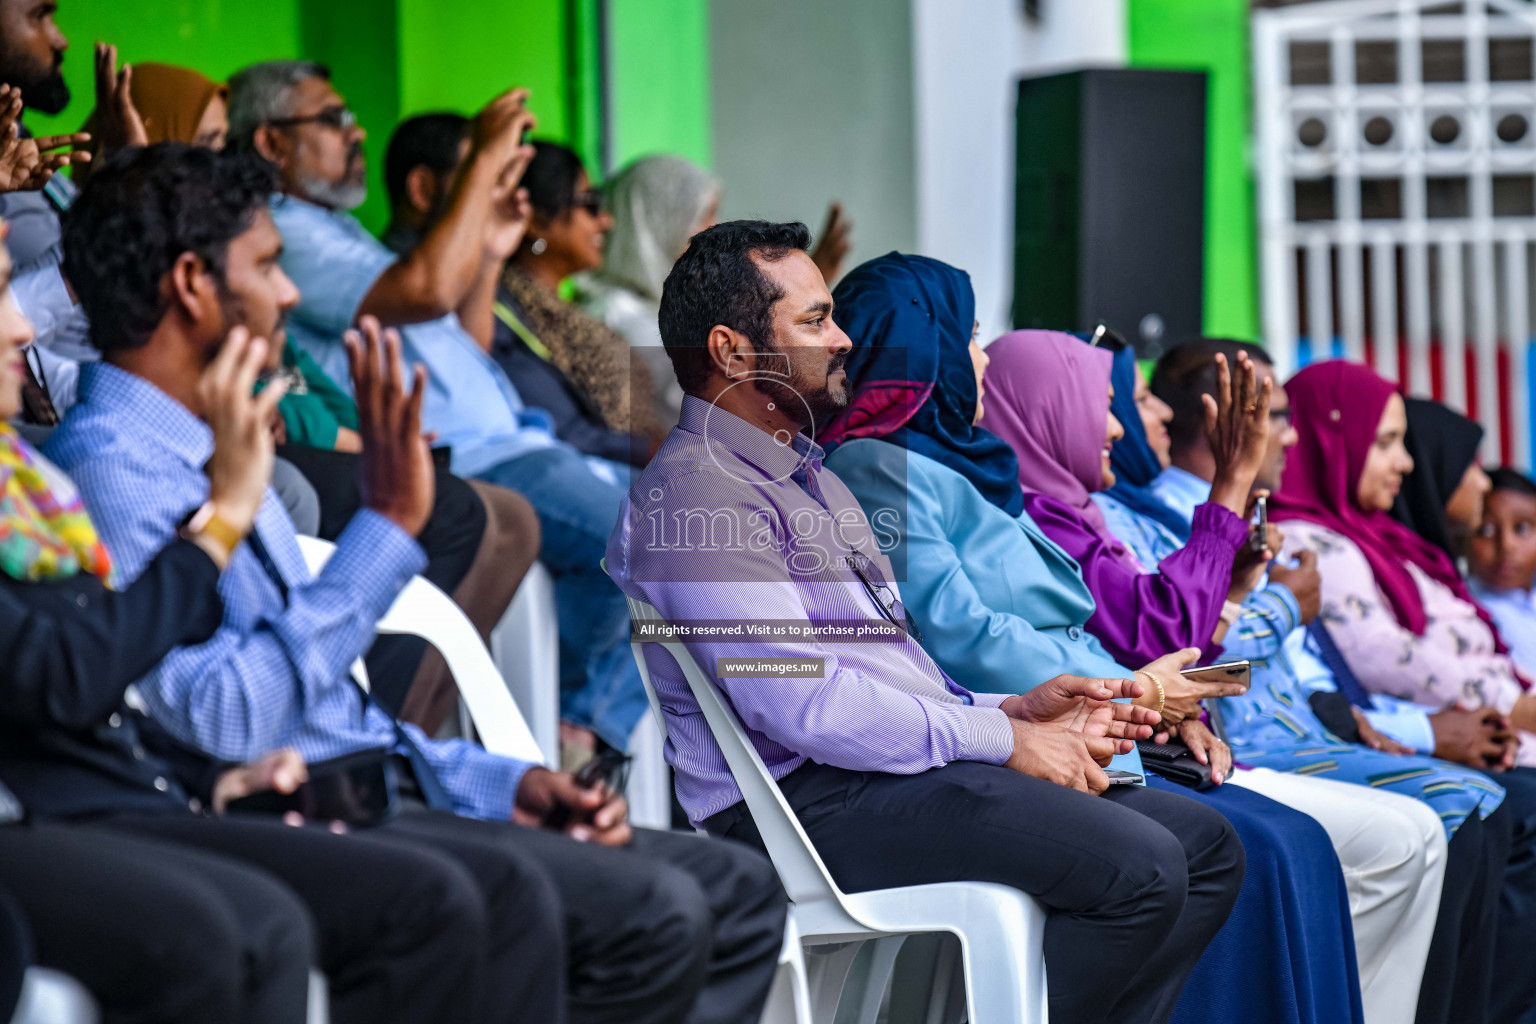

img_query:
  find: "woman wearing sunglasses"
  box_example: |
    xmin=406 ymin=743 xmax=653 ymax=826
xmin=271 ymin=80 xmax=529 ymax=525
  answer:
xmin=497 ymin=142 xmax=665 ymax=478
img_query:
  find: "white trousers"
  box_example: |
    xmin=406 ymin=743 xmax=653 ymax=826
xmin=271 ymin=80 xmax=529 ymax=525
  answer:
xmin=1227 ymin=767 xmax=1446 ymax=1024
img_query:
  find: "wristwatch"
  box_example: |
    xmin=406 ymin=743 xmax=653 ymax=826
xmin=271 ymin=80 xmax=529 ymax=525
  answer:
xmin=179 ymin=501 xmax=243 ymax=560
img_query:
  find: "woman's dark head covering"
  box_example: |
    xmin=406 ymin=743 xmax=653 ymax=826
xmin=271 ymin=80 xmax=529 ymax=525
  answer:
xmin=1100 ymin=343 xmax=1191 ymax=540
xmin=1392 ymin=397 xmax=1485 ymax=560
xmin=819 ymin=252 xmax=1024 ymax=516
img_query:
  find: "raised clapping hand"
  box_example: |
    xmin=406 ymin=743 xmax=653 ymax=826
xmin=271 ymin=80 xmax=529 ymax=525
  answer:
xmin=486 ymin=183 xmax=533 ymax=262
xmin=472 ymin=87 xmax=537 ymax=179
xmin=998 ymin=675 xmax=1161 ymax=794
xmin=1204 ymin=351 xmax=1273 ymax=516
xmin=197 ymin=326 xmax=289 ymax=549
xmin=345 ymin=316 xmax=435 ymax=538
xmin=810 ymin=202 xmax=854 ymax=285
xmin=93 ymin=42 xmax=149 ymax=156
xmin=472 ymin=89 xmax=537 ymax=260
xmin=0 ymin=85 xmax=89 ymax=192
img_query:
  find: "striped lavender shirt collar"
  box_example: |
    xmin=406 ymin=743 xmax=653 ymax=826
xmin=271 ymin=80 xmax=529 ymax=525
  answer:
xmin=608 ymin=396 xmax=1015 ymax=825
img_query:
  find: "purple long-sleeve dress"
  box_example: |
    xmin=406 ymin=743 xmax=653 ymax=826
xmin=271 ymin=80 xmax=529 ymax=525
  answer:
xmin=1023 ymin=493 xmax=1248 ymax=667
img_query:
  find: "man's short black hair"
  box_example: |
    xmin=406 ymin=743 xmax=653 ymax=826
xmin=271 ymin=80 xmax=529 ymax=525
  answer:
xmin=657 ymin=219 xmax=812 ymax=395
xmin=384 ymin=112 xmax=469 ymax=212
xmin=1151 ymin=337 xmax=1274 ymax=453
xmin=1489 ymin=467 xmax=1536 ymax=501
xmin=61 ymin=143 xmax=278 ymax=355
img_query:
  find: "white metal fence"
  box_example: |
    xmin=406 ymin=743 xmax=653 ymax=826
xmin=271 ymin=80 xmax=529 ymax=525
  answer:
xmin=1254 ymin=0 xmax=1536 ymax=468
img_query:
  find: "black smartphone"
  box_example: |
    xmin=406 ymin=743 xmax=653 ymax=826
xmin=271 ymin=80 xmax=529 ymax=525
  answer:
xmin=1248 ymin=495 xmax=1269 ymax=553
xmin=227 ymin=749 xmax=399 ymax=827
xmin=542 ymin=749 xmax=632 ymax=830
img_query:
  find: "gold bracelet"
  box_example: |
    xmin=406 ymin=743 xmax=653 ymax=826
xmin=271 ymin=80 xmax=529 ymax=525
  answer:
xmin=1137 ymin=671 xmax=1166 ymax=717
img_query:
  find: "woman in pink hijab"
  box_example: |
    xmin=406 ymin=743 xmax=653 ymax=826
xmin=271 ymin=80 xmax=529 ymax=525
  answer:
xmin=980 ymin=330 xmax=1274 ymax=669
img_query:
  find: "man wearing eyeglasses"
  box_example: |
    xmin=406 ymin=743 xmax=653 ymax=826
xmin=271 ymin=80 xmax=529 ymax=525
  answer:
xmin=226 ymin=60 xmax=657 ymax=847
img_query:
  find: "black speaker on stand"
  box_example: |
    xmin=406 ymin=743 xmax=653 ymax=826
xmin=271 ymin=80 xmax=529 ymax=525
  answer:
xmin=1013 ymin=68 xmax=1207 ymax=359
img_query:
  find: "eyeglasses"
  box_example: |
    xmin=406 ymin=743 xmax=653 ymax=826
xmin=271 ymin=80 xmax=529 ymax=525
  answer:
xmin=573 ymin=190 xmax=604 ymax=216
xmin=845 ymin=552 xmax=925 ymax=644
xmin=829 ymin=515 xmax=924 ymax=643
xmin=267 ymin=106 xmax=358 ymax=133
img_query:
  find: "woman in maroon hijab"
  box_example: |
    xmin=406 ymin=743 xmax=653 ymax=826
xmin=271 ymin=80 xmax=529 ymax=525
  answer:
xmin=1273 ymin=361 xmax=1536 ymax=768
xmin=1275 ymin=360 xmax=1536 ymax=1024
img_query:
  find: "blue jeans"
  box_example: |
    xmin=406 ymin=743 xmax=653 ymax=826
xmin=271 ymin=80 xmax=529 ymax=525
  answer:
xmin=475 ymin=445 xmax=649 ymax=750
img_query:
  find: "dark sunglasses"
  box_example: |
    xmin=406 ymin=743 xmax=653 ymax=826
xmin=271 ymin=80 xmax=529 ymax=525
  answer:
xmin=573 ymin=190 xmax=604 ymax=216
xmin=268 ymin=106 xmax=358 ymax=133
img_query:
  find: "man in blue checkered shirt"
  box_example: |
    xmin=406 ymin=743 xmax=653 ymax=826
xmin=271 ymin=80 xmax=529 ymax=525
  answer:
xmin=47 ymin=142 xmax=785 ymax=1024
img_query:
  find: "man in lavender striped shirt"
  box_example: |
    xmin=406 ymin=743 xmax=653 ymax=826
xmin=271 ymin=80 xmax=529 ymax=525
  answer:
xmin=607 ymin=221 xmax=1246 ymax=1024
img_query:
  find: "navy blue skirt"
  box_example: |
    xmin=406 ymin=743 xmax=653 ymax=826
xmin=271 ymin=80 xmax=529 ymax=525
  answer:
xmin=1147 ymin=774 xmax=1365 ymax=1024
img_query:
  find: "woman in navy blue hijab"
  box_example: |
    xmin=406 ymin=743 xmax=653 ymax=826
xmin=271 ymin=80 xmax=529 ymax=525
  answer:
xmin=1102 ymin=344 xmax=1192 ymax=540
xmin=818 ymin=252 xmax=1023 ymax=516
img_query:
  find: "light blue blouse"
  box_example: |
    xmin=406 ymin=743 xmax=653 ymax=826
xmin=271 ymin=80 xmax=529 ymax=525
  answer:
xmin=824 ymin=438 xmax=1143 ymax=775
xmin=1469 ymin=579 xmax=1536 ymax=679
xmin=270 ymin=194 xmax=557 ymax=478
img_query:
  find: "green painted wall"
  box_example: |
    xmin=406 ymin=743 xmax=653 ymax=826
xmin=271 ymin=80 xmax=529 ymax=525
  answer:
xmin=607 ymin=0 xmax=712 ymax=170
xmin=25 ymin=0 xmax=714 ymax=231
xmin=299 ymin=0 xmax=399 ymax=234
xmin=28 ymin=0 xmax=302 ymax=140
xmin=1128 ymin=0 xmax=1259 ymax=342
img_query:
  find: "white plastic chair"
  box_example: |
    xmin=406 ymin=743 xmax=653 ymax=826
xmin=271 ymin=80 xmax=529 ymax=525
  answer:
xmin=10 ymin=968 xmax=98 ymax=1024
xmin=296 ymin=536 xmax=543 ymax=763
xmin=490 ymin=563 xmax=560 ymax=765
xmin=7 ymin=968 xmax=329 ymax=1024
xmin=625 ymin=712 xmax=672 ymax=830
xmin=760 ymin=911 xmax=814 ymax=1024
xmin=622 ymin=594 xmax=1049 ymax=1024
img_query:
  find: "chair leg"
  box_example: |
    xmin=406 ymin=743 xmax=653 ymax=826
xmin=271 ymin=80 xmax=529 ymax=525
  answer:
xmin=804 ymin=942 xmax=865 ymax=1024
xmin=923 ymin=942 xmax=958 ymax=1024
xmin=852 ymin=935 xmax=908 ymax=1024
xmin=307 ymin=971 xmax=329 ymax=1024
xmin=954 ymin=920 xmax=1046 ymax=1024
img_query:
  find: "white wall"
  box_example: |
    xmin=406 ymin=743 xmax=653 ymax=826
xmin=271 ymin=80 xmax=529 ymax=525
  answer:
xmin=708 ymin=0 xmax=918 ymax=272
xmin=910 ymin=0 xmax=1126 ymax=343
xmin=707 ymin=0 xmax=1127 ymax=342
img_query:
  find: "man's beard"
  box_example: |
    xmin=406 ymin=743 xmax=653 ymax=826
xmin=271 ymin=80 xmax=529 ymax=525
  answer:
xmin=755 ymin=352 xmax=850 ymax=429
xmin=215 ymin=289 xmax=286 ymax=360
xmin=297 ymin=170 xmax=366 ymax=212
xmin=295 ymin=143 xmax=367 ymax=211
xmin=0 ymin=47 xmax=68 ymax=115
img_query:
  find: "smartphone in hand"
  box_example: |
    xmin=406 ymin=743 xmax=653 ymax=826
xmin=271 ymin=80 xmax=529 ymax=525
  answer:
xmin=226 ymin=749 xmax=399 ymax=827
xmin=542 ymin=749 xmax=632 ymax=830
xmin=1180 ymin=660 xmax=1252 ymax=694
xmin=1247 ymin=495 xmax=1269 ymax=554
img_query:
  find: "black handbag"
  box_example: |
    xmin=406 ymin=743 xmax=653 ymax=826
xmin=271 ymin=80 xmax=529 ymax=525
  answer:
xmin=1137 ymin=739 xmax=1231 ymax=791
